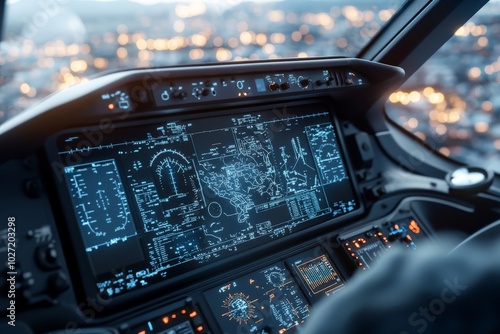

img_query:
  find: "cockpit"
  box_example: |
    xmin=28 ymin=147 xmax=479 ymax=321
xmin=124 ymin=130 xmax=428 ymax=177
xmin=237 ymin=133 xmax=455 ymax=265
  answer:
xmin=1 ymin=1 xmax=499 ymax=333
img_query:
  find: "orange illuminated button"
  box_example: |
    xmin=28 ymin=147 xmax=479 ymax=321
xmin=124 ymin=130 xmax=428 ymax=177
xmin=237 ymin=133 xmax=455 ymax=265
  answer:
xmin=409 ymin=220 xmax=421 ymax=234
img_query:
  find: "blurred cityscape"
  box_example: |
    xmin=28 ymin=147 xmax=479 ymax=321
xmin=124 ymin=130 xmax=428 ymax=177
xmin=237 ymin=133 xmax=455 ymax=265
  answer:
xmin=1 ymin=0 xmax=499 ymax=172
xmin=0 ymin=0 xmax=400 ymax=120
xmin=386 ymin=1 xmax=500 ymax=172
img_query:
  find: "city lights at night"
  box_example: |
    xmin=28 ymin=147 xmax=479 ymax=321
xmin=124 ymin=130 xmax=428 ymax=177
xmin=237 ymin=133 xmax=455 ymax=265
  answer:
xmin=1 ymin=0 xmax=500 ymax=170
xmin=385 ymin=0 xmax=500 ymax=171
xmin=0 ymin=0 xmax=402 ymax=122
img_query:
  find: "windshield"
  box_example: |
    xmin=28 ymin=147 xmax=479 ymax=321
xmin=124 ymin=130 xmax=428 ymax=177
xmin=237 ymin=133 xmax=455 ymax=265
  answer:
xmin=385 ymin=0 xmax=500 ymax=173
xmin=0 ymin=0 xmax=406 ymax=124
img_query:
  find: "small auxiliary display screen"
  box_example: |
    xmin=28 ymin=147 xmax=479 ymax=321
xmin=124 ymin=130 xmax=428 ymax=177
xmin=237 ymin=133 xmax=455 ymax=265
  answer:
xmin=205 ymin=262 xmax=310 ymax=333
xmin=51 ymin=103 xmax=359 ymax=298
xmin=286 ymin=247 xmax=344 ymax=303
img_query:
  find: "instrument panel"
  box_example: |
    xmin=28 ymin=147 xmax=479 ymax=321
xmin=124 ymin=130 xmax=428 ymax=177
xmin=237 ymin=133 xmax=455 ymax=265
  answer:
xmin=48 ymin=101 xmax=360 ymax=303
xmin=0 ymin=58 xmax=460 ymax=334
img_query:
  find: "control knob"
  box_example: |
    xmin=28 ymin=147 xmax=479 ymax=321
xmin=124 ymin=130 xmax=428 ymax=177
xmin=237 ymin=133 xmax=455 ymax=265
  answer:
xmin=315 ymin=79 xmax=327 ymax=87
xmin=173 ymin=90 xmax=188 ymax=100
xmin=317 ymin=77 xmax=334 ymax=86
xmin=280 ymin=82 xmax=290 ymax=90
xmin=268 ymin=82 xmax=279 ymax=91
xmin=299 ymin=78 xmax=311 ymax=88
xmin=36 ymin=244 xmax=60 ymax=270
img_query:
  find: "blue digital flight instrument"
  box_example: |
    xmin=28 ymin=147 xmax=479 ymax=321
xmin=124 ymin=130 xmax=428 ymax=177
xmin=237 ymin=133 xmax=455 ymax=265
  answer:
xmin=53 ymin=102 xmax=359 ymax=298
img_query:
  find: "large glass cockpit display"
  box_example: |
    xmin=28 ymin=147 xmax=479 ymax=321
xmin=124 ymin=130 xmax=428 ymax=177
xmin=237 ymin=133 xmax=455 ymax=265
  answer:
xmin=50 ymin=102 xmax=359 ymax=298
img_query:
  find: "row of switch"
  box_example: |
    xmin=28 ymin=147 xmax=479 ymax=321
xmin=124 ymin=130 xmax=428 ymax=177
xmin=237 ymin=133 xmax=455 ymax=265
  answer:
xmin=267 ymin=78 xmax=314 ymax=91
xmin=267 ymin=76 xmax=342 ymax=92
xmin=150 ymin=69 xmax=366 ymax=109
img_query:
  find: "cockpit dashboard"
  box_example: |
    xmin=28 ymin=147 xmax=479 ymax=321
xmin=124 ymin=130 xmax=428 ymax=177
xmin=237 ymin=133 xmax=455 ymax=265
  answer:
xmin=1 ymin=57 xmax=498 ymax=334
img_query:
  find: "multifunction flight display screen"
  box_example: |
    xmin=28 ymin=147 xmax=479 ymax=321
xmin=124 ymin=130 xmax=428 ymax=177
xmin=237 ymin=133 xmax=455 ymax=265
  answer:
xmin=52 ymin=103 xmax=359 ymax=298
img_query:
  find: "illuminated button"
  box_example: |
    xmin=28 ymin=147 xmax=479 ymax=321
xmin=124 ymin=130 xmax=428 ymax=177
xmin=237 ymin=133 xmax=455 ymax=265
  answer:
xmin=153 ymin=84 xmax=175 ymax=106
xmin=192 ymin=88 xmax=202 ymax=99
xmin=388 ymin=228 xmax=403 ymax=241
xmin=196 ymin=325 xmax=204 ymax=332
xmin=138 ymin=331 xmax=146 ymax=334
xmin=160 ymin=90 xmax=170 ymax=101
xmin=162 ymin=316 xmax=169 ymax=324
xmin=409 ymin=220 xmax=421 ymax=234
xmin=189 ymin=311 xmax=198 ymax=318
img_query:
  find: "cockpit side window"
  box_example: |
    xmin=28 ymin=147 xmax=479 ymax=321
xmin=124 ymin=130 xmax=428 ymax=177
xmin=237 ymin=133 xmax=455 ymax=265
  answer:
xmin=385 ymin=0 xmax=500 ymax=173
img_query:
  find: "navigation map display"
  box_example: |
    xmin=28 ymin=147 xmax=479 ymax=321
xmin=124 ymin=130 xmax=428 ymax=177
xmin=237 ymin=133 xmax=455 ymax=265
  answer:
xmin=52 ymin=103 xmax=359 ymax=298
